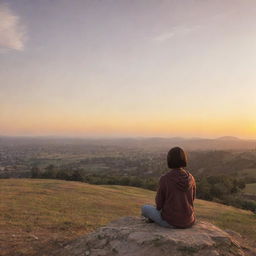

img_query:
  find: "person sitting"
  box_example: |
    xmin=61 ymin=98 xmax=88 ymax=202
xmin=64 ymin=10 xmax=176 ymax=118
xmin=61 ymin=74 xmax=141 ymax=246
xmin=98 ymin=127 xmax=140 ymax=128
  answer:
xmin=141 ymin=147 xmax=196 ymax=228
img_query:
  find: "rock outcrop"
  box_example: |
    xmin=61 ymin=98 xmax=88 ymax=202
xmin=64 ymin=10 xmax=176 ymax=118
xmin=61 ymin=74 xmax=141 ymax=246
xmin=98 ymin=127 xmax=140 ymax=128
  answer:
xmin=55 ymin=216 xmax=251 ymax=256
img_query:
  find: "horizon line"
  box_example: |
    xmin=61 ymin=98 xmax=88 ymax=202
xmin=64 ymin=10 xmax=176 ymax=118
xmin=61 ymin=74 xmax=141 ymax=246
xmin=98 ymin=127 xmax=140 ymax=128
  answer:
xmin=1 ymin=134 xmax=256 ymax=141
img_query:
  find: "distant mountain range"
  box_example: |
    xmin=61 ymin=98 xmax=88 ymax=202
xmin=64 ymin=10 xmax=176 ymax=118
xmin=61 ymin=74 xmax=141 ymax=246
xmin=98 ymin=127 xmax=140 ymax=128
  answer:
xmin=118 ymin=136 xmax=256 ymax=150
xmin=216 ymin=136 xmax=240 ymax=140
xmin=0 ymin=135 xmax=255 ymax=151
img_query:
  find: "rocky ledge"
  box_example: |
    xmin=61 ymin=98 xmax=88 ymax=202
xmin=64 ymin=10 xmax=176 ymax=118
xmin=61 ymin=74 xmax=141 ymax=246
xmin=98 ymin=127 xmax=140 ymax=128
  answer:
xmin=55 ymin=216 xmax=253 ymax=256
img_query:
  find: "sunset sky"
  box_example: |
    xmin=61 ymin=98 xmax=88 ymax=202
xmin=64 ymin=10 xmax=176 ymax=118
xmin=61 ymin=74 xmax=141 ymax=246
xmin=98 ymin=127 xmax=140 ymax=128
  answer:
xmin=0 ymin=0 xmax=256 ymax=138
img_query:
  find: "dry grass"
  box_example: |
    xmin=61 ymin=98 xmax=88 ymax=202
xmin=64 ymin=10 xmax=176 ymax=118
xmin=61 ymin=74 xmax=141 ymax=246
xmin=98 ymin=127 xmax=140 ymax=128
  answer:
xmin=0 ymin=179 xmax=255 ymax=255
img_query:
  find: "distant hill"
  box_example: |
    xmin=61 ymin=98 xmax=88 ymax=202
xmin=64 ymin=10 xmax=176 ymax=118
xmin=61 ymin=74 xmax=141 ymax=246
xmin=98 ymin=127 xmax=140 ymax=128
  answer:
xmin=0 ymin=179 xmax=255 ymax=256
xmin=0 ymin=136 xmax=256 ymax=150
xmin=217 ymin=136 xmax=240 ymax=140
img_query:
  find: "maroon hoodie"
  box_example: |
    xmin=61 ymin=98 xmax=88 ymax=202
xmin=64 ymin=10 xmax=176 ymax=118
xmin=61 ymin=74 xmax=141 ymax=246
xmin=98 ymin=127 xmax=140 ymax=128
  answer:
xmin=155 ymin=168 xmax=196 ymax=228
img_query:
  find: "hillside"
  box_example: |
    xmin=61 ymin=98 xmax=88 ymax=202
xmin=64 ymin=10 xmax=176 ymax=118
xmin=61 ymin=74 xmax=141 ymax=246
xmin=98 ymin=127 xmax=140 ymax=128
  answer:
xmin=0 ymin=179 xmax=255 ymax=256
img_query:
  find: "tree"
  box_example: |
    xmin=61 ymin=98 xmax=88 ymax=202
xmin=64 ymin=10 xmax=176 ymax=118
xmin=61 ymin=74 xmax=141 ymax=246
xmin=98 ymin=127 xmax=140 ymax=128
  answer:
xmin=42 ymin=164 xmax=57 ymax=179
xmin=210 ymin=183 xmax=228 ymax=198
xmin=70 ymin=170 xmax=84 ymax=181
xmin=56 ymin=170 xmax=71 ymax=180
xmin=197 ymin=177 xmax=212 ymax=200
xmin=31 ymin=166 xmax=40 ymax=178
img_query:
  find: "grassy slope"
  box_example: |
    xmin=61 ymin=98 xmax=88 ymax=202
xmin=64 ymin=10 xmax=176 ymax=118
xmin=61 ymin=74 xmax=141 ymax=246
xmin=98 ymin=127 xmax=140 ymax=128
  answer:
xmin=0 ymin=179 xmax=255 ymax=256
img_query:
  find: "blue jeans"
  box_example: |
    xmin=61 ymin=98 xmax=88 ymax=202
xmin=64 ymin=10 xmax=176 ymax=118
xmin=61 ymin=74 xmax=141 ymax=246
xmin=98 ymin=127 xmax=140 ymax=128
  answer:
xmin=141 ymin=204 xmax=173 ymax=228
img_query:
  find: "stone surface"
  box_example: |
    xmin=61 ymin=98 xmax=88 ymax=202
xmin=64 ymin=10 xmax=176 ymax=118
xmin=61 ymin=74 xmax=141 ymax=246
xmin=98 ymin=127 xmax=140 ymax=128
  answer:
xmin=54 ymin=216 xmax=250 ymax=256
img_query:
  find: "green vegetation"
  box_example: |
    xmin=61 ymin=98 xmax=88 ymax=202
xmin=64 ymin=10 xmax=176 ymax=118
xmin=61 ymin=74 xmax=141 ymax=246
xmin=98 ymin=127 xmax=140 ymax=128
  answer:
xmin=196 ymin=175 xmax=256 ymax=213
xmin=31 ymin=165 xmax=157 ymax=190
xmin=0 ymin=179 xmax=255 ymax=256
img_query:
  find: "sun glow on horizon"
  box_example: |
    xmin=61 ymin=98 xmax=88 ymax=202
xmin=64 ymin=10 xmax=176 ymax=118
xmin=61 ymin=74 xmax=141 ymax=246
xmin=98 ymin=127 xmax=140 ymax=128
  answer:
xmin=1 ymin=111 xmax=255 ymax=139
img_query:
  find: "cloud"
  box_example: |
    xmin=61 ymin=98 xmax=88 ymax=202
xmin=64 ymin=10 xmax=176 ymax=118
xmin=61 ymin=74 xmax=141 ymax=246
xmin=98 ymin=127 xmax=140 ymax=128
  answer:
xmin=153 ymin=32 xmax=175 ymax=42
xmin=0 ymin=3 xmax=26 ymax=51
xmin=153 ymin=25 xmax=201 ymax=42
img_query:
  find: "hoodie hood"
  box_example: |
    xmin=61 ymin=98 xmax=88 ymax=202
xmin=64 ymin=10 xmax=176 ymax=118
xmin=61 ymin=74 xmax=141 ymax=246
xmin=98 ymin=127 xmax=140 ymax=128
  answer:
xmin=169 ymin=169 xmax=194 ymax=192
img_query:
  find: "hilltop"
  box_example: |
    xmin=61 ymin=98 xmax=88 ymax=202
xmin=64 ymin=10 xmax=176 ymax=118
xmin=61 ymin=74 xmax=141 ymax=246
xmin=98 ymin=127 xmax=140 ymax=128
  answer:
xmin=0 ymin=179 xmax=255 ymax=256
xmin=56 ymin=216 xmax=248 ymax=256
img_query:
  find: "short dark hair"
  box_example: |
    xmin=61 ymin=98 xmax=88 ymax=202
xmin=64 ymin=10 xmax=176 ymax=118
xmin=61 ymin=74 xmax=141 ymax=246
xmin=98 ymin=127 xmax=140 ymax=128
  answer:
xmin=167 ymin=147 xmax=187 ymax=168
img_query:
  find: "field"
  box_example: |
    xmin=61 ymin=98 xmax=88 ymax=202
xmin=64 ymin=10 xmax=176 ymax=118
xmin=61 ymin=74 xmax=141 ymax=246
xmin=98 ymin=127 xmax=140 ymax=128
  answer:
xmin=0 ymin=179 xmax=255 ymax=256
xmin=239 ymin=168 xmax=256 ymax=181
xmin=244 ymin=183 xmax=256 ymax=195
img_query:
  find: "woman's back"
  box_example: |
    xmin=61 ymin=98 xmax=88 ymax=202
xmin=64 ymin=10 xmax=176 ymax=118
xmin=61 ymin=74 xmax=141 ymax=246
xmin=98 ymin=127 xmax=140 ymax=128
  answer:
xmin=141 ymin=147 xmax=196 ymax=229
xmin=155 ymin=168 xmax=196 ymax=228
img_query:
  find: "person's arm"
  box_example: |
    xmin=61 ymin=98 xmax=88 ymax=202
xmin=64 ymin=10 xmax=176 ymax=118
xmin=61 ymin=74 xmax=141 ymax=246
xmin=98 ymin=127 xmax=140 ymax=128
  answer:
xmin=155 ymin=176 xmax=165 ymax=210
xmin=192 ymin=180 xmax=196 ymax=201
